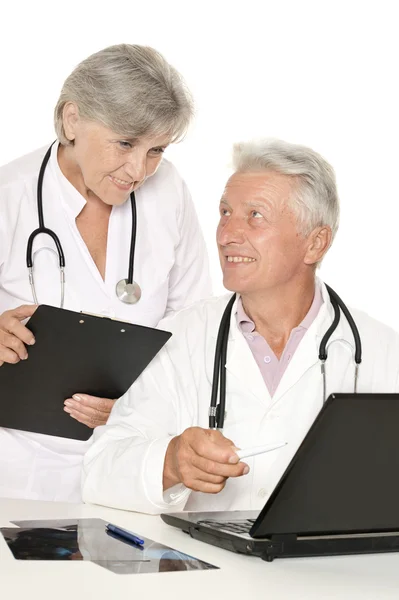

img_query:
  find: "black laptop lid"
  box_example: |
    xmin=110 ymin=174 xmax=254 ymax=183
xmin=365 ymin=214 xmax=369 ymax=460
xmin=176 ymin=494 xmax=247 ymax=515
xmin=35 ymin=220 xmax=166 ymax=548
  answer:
xmin=252 ymin=393 xmax=399 ymax=538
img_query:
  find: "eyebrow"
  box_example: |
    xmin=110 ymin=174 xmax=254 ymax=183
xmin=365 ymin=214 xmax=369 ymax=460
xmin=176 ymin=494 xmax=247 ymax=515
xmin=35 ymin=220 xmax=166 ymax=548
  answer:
xmin=246 ymin=200 xmax=271 ymax=209
xmin=219 ymin=198 xmax=271 ymax=210
xmin=119 ymin=137 xmax=138 ymax=144
xmin=119 ymin=137 xmax=169 ymax=148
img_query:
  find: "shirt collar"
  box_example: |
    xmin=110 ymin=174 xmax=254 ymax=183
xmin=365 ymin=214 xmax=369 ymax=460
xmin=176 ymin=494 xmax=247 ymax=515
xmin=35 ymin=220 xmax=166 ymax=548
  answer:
xmin=298 ymin=281 xmax=323 ymax=330
xmin=236 ymin=297 xmax=255 ymax=333
xmin=236 ymin=279 xmax=324 ymax=334
xmin=49 ymin=141 xmax=87 ymax=219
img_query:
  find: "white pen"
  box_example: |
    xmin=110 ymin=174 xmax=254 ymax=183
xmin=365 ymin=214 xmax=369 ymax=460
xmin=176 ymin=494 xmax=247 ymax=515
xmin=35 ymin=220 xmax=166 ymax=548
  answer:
xmin=236 ymin=442 xmax=287 ymax=460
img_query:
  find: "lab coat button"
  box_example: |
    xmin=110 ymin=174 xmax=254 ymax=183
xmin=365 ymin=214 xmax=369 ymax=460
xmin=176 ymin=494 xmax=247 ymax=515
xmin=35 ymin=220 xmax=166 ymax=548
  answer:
xmin=258 ymin=488 xmax=268 ymax=498
xmin=264 ymin=356 xmax=271 ymax=364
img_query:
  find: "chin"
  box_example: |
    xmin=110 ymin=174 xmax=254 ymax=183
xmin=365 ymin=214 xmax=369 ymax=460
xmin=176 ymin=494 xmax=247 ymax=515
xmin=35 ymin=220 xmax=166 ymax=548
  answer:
xmin=222 ymin=276 xmax=250 ymax=295
xmin=101 ymin=194 xmax=130 ymax=207
xmin=111 ymin=197 xmax=130 ymax=206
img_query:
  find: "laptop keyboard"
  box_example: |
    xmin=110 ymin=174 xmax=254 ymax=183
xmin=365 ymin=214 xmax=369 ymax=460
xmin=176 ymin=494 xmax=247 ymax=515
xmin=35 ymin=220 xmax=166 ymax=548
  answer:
xmin=198 ymin=519 xmax=256 ymax=534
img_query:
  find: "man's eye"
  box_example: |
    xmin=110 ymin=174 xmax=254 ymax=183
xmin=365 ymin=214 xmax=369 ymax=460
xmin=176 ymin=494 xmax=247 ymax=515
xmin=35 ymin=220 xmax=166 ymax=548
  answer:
xmin=251 ymin=210 xmax=263 ymax=218
xmin=220 ymin=208 xmax=230 ymax=216
xmin=119 ymin=141 xmax=132 ymax=149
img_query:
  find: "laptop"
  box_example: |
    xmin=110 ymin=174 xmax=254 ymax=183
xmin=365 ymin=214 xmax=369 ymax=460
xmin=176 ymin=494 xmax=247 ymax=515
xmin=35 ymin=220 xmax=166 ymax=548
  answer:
xmin=161 ymin=393 xmax=399 ymax=561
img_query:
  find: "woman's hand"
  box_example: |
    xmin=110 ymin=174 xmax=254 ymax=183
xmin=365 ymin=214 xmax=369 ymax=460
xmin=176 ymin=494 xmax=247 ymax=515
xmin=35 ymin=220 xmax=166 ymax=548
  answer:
xmin=0 ymin=305 xmax=37 ymax=366
xmin=64 ymin=394 xmax=116 ymax=429
xmin=1 ymin=306 xmax=116 ymax=428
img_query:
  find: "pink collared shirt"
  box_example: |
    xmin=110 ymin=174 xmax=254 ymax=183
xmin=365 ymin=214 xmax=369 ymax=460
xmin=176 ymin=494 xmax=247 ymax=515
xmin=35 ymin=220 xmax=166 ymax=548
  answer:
xmin=236 ymin=284 xmax=324 ymax=397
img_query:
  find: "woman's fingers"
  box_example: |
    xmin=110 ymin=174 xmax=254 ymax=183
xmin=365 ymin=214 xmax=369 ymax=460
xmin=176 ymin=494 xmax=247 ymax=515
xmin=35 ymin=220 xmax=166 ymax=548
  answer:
xmin=64 ymin=394 xmax=116 ymax=429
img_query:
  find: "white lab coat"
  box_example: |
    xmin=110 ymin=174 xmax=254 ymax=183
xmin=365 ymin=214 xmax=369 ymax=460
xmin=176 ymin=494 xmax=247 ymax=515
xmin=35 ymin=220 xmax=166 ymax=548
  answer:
xmin=82 ymin=280 xmax=399 ymax=514
xmin=0 ymin=143 xmax=211 ymax=502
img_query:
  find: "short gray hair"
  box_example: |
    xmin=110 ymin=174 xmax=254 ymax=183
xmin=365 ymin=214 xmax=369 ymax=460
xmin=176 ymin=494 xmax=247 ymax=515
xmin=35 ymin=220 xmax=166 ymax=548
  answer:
xmin=232 ymin=139 xmax=340 ymax=240
xmin=54 ymin=44 xmax=194 ymax=145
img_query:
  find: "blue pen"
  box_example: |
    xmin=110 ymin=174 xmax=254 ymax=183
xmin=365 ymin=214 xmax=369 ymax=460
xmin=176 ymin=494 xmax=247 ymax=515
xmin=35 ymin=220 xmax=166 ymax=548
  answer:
xmin=106 ymin=523 xmax=145 ymax=546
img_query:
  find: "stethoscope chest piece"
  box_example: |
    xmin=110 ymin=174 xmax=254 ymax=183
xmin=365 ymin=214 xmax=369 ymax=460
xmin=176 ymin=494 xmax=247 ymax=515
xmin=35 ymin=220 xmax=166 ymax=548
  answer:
xmin=28 ymin=143 xmax=142 ymax=306
xmin=116 ymin=279 xmax=142 ymax=304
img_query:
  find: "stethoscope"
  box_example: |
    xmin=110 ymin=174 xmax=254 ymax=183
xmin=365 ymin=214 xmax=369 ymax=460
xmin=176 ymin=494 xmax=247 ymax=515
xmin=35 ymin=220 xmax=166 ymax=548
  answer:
xmin=26 ymin=143 xmax=142 ymax=307
xmin=209 ymin=284 xmax=362 ymax=430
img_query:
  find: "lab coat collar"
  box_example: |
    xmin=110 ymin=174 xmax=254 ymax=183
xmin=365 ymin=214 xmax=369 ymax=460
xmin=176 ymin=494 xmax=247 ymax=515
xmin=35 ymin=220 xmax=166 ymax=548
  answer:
xmin=215 ymin=278 xmax=348 ymax=405
xmin=49 ymin=142 xmax=87 ymax=219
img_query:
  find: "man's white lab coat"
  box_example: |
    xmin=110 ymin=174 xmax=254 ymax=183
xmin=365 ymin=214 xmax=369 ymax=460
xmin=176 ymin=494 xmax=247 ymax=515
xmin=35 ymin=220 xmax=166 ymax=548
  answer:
xmin=82 ymin=281 xmax=399 ymax=513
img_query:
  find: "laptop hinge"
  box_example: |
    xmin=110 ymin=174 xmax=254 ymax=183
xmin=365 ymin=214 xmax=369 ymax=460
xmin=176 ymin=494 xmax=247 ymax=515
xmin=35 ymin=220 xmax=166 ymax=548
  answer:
xmin=262 ymin=534 xmax=298 ymax=562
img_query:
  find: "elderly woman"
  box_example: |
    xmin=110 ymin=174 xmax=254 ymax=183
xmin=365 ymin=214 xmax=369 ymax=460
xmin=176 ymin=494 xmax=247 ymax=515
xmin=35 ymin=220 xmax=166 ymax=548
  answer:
xmin=0 ymin=44 xmax=211 ymax=501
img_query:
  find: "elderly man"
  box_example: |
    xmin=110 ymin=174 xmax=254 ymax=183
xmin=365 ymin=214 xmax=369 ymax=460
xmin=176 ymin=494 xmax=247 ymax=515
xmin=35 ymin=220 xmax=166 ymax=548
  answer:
xmin=82 ymin=139 xmax=399 ymax=514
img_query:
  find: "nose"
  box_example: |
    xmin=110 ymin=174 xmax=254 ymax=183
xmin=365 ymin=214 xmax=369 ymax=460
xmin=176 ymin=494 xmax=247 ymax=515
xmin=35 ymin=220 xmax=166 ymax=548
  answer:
xmin=125 ymin=149 xmax=147 ymax=186
xmin=217 ymin=214 xmax=246 ymax=247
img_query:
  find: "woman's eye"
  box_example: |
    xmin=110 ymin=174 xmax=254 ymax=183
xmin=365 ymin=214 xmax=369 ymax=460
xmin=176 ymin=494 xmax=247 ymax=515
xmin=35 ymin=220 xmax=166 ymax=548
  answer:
xmin=149 ymin=147 xmax=165 ymax=155
xmin=119 ymin=141 xmax=132 ymax=149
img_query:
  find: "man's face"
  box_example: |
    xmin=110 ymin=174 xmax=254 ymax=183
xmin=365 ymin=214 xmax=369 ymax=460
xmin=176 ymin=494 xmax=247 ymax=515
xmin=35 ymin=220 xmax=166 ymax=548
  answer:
xmin=216 ymin=171 xmax=312 ymax=296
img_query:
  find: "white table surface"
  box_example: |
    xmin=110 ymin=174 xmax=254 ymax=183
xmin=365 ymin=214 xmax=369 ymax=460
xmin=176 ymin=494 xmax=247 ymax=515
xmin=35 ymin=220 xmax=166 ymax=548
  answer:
xmin=1 ymin=497 xmax=399 ymax=600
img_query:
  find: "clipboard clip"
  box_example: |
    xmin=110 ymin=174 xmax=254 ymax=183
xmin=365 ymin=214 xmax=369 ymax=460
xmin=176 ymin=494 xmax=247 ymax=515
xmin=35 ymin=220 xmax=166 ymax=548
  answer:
xmin=80 ymin=311 xmax=131 ymax=324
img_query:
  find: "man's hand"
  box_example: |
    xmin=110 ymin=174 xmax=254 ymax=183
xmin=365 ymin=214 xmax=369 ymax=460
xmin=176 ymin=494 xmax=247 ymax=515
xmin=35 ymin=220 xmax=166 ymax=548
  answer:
xmin=64 ymin=394 xmax=116 ymax=429
xmin=0 ymin=305 xmax=37 ymax=366
xmin=163 ymin=427 xmax=249 ymax=494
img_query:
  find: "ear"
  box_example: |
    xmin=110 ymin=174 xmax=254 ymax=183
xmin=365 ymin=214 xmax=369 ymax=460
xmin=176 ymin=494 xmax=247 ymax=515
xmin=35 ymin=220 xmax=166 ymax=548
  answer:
xmin=62 ymin=102 xmax=80 ymax=142
xmin=303 ymin=226 xmax=332 ymax=266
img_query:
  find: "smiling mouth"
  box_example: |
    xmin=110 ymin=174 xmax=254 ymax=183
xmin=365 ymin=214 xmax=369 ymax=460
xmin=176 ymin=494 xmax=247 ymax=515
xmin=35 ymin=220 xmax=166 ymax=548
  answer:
xmin=108 ymin=175 xmax=133 ymax=189
xmin=226 ymin=256 xmax=256 ymax=263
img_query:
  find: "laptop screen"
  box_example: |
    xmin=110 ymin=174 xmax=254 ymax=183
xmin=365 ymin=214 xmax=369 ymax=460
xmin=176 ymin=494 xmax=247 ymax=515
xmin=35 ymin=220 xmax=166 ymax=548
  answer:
xmin=252 ymin=393 xmax=399 ymax=538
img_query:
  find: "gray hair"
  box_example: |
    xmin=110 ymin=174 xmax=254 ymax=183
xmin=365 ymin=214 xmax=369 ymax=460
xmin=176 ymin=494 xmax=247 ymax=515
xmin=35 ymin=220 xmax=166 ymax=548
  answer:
xmin=54 ymin=44 xmax=194 ymax=145
xmin=232 ymin=139 xmax=339 ymax=240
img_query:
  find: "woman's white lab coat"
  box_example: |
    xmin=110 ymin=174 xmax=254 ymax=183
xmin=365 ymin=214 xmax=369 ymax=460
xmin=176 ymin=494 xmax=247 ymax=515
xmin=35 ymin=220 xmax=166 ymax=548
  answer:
xmin=82 ymin=281 xmax=399 ymax=514
xmin=0 ymin=143 xmax=211 ymax=502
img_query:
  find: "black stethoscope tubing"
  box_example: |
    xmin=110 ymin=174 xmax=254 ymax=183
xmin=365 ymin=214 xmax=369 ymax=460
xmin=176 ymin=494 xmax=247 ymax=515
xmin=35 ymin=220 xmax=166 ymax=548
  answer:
xmin=209 ymin=285 xmax=362 ymax=430
xmin=26 ymin=143 xmax=138 ymax=305
xmin=26 ymin=144 xmax=66 ymax=271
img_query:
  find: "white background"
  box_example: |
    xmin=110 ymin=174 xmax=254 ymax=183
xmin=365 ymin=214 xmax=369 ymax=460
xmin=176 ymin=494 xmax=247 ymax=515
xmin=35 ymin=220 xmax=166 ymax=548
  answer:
xmin=1 ymin=0 xmax=398 ymax=328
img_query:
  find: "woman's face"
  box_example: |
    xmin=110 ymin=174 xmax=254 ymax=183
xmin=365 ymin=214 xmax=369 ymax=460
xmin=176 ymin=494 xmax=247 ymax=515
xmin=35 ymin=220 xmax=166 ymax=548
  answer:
xmin=60 ymin=106 xmax=171 ymax=206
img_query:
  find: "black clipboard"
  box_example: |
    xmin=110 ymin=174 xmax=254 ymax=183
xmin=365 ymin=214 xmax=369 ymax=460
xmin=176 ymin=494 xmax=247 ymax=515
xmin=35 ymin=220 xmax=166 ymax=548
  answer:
xmin=0 ymin=305 xmax=172 ymax=441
